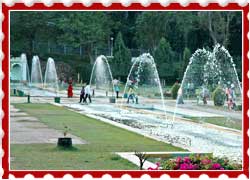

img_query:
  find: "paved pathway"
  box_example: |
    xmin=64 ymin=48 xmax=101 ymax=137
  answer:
xmin=10 ymin=105 xmax=86 ymax=144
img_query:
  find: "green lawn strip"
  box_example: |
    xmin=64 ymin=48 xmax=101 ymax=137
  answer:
xmin=186 ymin=116 xmax=242 ymax=130
xmin=12 ymin=103 xmax=184 ymax=170
xmin=10 ymin=144 xmax=137 ymax=170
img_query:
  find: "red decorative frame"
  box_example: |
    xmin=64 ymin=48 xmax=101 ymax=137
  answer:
xmin=2 ymin=2 xmax=249 ymax=179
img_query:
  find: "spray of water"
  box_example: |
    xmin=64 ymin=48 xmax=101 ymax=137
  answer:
xmin=121 ymin=53 xmax=171 ymax=127
xmin=44 ymin=57 xmax=59 ymax=96
xmin=89 ymin=55 xmax=115 ymax=97
xmin=173 ymin=44 xmax=242 ymax=123
xmin=31 ymin=55 xmax=43 ymax=88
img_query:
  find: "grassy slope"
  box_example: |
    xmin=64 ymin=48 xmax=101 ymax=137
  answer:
xmin=11 ymin=103 xmax=184 ymax=170
xmin=187 ymin=116 xmax=242 ymax=130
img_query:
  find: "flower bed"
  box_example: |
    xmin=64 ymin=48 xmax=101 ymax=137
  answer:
xmin=161 ymin=154 xmax=242 ymax=170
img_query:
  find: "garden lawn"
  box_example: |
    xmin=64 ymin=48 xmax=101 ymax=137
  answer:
xmin=187 ymin=116 xmax=242 ymax=130
xmin=11 ymin=103 xmax=184 ymax=170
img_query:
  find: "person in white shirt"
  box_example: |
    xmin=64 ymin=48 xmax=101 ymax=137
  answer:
xmin=83 ymin=84 xmax=92 ymax=103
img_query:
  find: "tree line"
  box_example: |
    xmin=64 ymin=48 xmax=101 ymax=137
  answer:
xmin=10 ymin=11 xmax=242 ymax=84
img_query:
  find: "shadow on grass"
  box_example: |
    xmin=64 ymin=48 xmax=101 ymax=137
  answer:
xmin=110 ymin=155 xmax=121 ymax=161
xmin=55 ymin=146 xmax=79 ymax=151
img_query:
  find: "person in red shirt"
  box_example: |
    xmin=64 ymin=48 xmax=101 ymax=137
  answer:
xmin=67 ymin=79 xmax=73 ymax=98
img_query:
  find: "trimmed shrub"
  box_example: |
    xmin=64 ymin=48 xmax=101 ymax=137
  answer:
xmin=212 ymin=86 xmax=226 ymax=106
xmin=171 ymin=83 xmax=180 ymax=99
xmin=235 ymin=104 xmax=242 ymax=111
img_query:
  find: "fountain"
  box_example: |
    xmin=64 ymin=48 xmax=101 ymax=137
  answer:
xmin=20 ymin=53 xmax=30 ymax=84
xmin=10 ymin=54 xmax=67 ymax=98
xmin=44 ymin=57 xmax=59 ymax=100
xmin=212 ymin=44 xmax=242 ymax=94
xmin=17 ymin=53 xmax=30 ymax=96
xmin=89 ymin=55 xmax=115 ymax=100
xmin=170 ymin=43 xmax=242 ymax=159
xmin=174 ymin=44 xmax=242 ymax=122
xmin=31 ymin=55 xmax=43 ymax=88
xmin=121 ymin=53 xmax=172 ymax=125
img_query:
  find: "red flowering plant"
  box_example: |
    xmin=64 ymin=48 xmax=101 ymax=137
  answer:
xmin=162 ymin=154 xmax=242 ymax=170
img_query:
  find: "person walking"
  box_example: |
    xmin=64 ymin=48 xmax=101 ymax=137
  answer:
xmin=177 ymin=88 xmax=184 ymax=104
xmin=227 ymin=86 xmax=235 ymax=110
xmin=114 ymin=85 xmax=120 ymax=98
xmin=67 ymin=82 xmax=73 ymax=98
xmin=201 ymin=86 xmax=209 ymax=105
xmin=79 ymin=85 xmax=85 ymax=103
xmin=113 ymin=79 xmax=120 ymax=98
xmin=230 ymin=84 xmax=236 ymax=109
xmin=225 ymin=87 xmax=230 ymax=102
xmin=83 ymin=84 xmax=92 ymax=104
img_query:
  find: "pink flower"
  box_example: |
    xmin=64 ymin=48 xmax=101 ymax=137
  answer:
xmin=201 ymin=158 xmax=212 ymax=165
xmin=188 ymin=164 xmax=194 ymax=170
xmin=147 ymin=162 xmax=160 ymax=170
xmin=212 ymin=163 xmax=221 ymax=169
xmin=180 ymin=163 xmax=189 ymax=170
xmin=183 ymin=157 xmax=191 ymax=164
xmin=176 ymin=156 xmax=182 ymax=163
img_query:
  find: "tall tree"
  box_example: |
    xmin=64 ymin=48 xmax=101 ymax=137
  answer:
xmin=135 ymin=12 xmax=166 ymax=51
xmin=112 ymin=32 xmax=131 ymax=79
xmin=56 ymin=12 xmax=112 ymax=64
xmin=181 ymin=47 xmax=192 ymax=77
xmin=107 ymin=11 xmax=140 ymax=48
xmin=198 ymin=11 xmax=235 ymax=48
xmin=154 ymin=37 xmax=174 ymax=79
xmin=10 ymin=11 xmax=52 ymax=55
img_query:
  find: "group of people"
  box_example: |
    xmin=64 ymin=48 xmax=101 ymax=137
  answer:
xmin=79 ymin=84 xmax=92 ymax=104
xmin=67 ymin=81 xmax=92 ymax=104
xmin=66 ymin=78 xmax=122 ymax=104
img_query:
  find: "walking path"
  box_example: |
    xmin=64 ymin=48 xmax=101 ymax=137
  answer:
xmin=10 ymin=104 xmax=86 ymax=144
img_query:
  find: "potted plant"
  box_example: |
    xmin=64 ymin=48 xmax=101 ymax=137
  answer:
xmin=57 ymin=126 xmax=72 ymax=148
xmin=54 ymin=96 xmax=61 ymax=103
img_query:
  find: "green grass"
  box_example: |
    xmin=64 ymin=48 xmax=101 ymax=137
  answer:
xmin=186 ymin=116 xmax=242 ymax=130
xmin=11 ymin=103 xmax=184 ymax=170
xmin=11 ymin=144 xmax=138 ymax=170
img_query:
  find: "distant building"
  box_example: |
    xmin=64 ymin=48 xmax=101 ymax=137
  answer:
xmin=10 ymin=54 xmax=28 ymax=82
